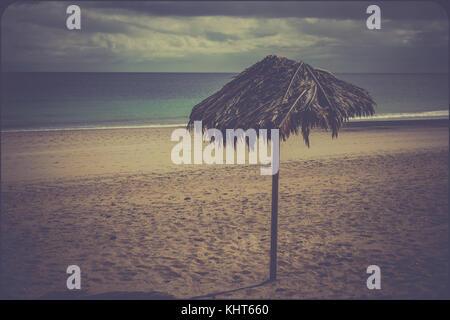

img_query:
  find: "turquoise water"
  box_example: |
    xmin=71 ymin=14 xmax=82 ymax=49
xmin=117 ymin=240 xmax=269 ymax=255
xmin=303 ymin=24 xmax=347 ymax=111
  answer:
xmin=1 ymin=72 xmax=448 ymax=131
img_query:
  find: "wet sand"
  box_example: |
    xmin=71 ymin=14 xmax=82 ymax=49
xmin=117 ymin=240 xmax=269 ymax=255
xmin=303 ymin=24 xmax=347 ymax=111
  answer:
xmin=1 ymin=119 xmax=448 ymax=299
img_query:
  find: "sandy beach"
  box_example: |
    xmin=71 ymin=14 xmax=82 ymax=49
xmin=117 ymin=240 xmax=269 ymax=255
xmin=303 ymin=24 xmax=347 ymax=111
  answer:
xmin=1 ymin=119 xmax=448 ymax=299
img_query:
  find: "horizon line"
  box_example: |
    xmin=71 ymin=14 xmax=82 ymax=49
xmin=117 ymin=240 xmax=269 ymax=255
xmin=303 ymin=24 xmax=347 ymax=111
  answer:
xmin=2 ymin=71 xmax=449 ymax=75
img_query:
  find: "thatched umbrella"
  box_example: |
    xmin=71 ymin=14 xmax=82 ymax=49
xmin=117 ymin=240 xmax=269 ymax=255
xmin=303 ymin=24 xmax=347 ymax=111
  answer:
xmin=188 ymin=55 xmax=375 ymax=281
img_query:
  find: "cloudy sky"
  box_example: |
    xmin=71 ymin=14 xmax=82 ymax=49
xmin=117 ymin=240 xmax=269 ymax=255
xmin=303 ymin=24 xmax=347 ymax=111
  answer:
xmin=1 ymin=1 xmax=448 ymax=72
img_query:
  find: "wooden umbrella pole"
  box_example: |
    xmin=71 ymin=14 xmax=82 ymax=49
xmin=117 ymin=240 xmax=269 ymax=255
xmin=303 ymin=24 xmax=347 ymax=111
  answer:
xmin=269 ymin=137 xmax=280 ymax=281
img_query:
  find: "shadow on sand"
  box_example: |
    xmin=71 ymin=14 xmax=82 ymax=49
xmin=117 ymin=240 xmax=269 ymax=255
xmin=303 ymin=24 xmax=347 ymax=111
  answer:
xmin=36 ymin=280 xmax=272 ymax=300
xmin=39 ymin=290 xmax=175 ymax=300
xmin=189 ymin=280 xmax=272 ymax=299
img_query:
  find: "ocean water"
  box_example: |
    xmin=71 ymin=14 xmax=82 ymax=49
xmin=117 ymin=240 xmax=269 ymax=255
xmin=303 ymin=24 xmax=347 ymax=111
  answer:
xmin=1 ymin=72 xmax=448 ymax=131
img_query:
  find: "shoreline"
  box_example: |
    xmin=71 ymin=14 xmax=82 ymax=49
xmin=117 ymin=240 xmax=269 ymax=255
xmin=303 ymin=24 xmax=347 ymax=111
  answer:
xmin=1 ymin=115 xmax=448 ymax=133
xmin=2 ymin=119 xmax=448 ymax=184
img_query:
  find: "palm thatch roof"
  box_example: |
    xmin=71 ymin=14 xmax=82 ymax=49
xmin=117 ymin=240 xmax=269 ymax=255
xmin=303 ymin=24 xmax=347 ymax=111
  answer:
xmin=187 ymin=55 xmax=375 ymax=146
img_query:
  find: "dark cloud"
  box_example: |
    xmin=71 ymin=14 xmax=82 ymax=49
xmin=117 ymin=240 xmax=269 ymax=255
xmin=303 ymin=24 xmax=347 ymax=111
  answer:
xmin=1 ymin=1 xmax=448 ymax=72
xmin=82 ymin=1 xmax=448 ymax=20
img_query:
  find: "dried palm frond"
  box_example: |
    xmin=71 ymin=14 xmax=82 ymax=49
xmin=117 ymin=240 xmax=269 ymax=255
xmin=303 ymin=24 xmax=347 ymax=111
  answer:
xmin=188 ymin=55 xmax=375 ymax=146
